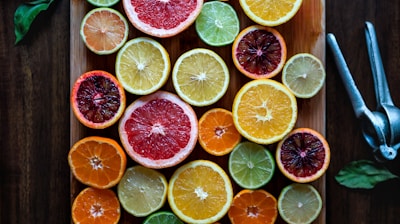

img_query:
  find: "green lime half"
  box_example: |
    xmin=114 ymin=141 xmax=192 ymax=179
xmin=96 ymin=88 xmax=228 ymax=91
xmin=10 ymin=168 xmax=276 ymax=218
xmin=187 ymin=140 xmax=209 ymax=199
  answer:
xmin=195 ymin=1 xmax=240 ymax=46
xmin=278 ymin=183 xmax=322 ymax=224
xmin=87 ymin=0 xmax=120 ymax=7
xmin=228 ymin=141 xmax=275 ymax=189
xmin=143 ymin=211 xmax=184 ymax=224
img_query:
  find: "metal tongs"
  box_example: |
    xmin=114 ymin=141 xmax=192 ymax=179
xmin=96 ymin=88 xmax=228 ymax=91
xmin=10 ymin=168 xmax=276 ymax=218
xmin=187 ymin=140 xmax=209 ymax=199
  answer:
xmin=327 ymin=21 xmax=400 ymax=161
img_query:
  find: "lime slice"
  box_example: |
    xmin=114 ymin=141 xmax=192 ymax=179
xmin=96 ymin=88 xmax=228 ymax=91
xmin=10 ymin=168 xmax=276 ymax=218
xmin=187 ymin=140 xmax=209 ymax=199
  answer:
xmin=117 ymin=166 xmax=168 ymax=217
xmin=282 ymin=53 xmax=326 ymax=98
xmin=278 ymin=183 xmax=322 ymax=224
xmin=87 ymin=0 xmax=120 ymax=7
xmin=143 ymin=211 xmax=184 ymax=224
xmin=228 ymin=141 xmax=275 ymax=189
xmin=195 ymin=1 xmax=240 ymax=46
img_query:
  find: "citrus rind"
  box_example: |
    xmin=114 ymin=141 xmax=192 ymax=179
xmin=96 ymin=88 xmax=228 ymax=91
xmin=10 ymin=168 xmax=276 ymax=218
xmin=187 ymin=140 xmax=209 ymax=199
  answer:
xmin=87 ymin=0 xmax=120 ymax=7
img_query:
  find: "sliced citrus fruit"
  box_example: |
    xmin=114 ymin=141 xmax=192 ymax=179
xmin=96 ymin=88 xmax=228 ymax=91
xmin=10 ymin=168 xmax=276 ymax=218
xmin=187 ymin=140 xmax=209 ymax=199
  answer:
xmin=168 ymin=160 xmax=233 ymax=224
xmin=198 ymin=108 xmax=242 ymax=156
xmin=228 ymin=189 xmax=278 ymax=224
xmin=239 ymin=0 xmax=303 ymax=27
xmin=118 ymin=91 xmax=198 ymax=169
xmin=232 ymin=25 xmax=287 ymax=79
xmin=122 ymin=0 xmax=203 ymax=38
xmin=143 ymin=211 xmax=184 ymax=224
xmin=276 ymin=127 xmax=330 ymax=183
xmin=117 ymin=166 xmax=168 ymax=217
xmin=282 ymin=53 xmax=326 ymax=98
xmin=87 ymin=0 xmax=120 ymax=7
xmin=115 ymin=37 xmax=171 ymax=95
xmin=232 ymin=79 xmax=297 ymax=145
xmin=172 ymin=48 xmax=230 ymax=107
xmin=72 ymin=187 xmax=121 ymax=224
xmin=228 ymin=141 xmax=275 ymax=189
xmin=80 ymin=7 xmax=129 ymax=55
xmin=68 ymin=136 xmax=127 ymax=189
xmin=71 ymin=70 xmax=126 ymax=129
xmin=278 ymin=183 xmax=322 ymax=224
xmin=195 ymin=1 xmax=240 ymax=46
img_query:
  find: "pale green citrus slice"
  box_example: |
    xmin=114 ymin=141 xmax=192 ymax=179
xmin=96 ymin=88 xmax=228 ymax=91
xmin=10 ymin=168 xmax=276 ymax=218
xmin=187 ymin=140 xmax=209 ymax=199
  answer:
xmin=282 ymin=53 xmax=326 ymax=98
xmin=116 ymin=37 xmax=171 ymax=95
xmin=172 ymin=48 xmax=230 ymax=107
xmin=143 ymin=211 xmax=184 ymax=224
xmin=117 ymin=165 xmax=168 ymax=217
xmin=195 ymin=1 xmax=240 ymax=46
xmin=87 ymin=0 xmax=120 ymax=7
xmin=278 ymin=183 xmax=322 ymax=224
xmin=228 ymin=141 xmax=275 ymax=189
xmin=80 ymin=7 xmax=129 ymax=55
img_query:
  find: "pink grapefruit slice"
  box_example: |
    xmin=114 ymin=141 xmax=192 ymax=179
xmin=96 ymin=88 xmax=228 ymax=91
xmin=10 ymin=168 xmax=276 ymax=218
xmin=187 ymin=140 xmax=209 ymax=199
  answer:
xmin=122 ymin=0 xmax=203 ymax=38
xmin=118 ymin=91 xmax=198 ymax=169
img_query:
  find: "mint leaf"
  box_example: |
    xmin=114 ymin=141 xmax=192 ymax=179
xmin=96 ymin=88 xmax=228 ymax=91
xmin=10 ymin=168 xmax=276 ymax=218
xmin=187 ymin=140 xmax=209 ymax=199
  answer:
xmin=335 ymin=160 xmax=398 ymax=189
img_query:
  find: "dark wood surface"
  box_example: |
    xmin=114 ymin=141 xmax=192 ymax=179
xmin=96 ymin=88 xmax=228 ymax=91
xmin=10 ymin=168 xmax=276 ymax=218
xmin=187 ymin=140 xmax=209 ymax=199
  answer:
xmin=1 ymin=0 xmax=400 ymax=223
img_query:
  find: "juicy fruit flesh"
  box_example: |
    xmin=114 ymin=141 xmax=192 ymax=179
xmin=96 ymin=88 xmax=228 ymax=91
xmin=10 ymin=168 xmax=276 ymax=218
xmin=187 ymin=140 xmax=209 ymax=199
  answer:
xmin=76 ymin=75 xmax=121 ymax=123
xmin=280 ymin=132 xmax=326 ymax=177
xmin=132 ymin=0 xmax=198 ymax=29
xmin=124 ymin=99 xmax=191 ymax=160
xmin=235 ymin=29 xmax=283 ymax=76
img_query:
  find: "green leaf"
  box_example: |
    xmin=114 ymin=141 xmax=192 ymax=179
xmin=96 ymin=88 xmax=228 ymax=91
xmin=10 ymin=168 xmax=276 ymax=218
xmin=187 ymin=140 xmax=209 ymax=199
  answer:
xmin=14 ymin=0 xmax=55 ymax=44
xmin=335 ymin=160 xmax=399 ymax=189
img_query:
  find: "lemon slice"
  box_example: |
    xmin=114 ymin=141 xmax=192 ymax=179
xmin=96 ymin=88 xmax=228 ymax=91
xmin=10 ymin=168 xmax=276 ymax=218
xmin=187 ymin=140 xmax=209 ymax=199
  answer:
xmin=116 ymin=37 xmax=171 ymax=95
xmin=87 ymin=0 xmax=120 ymax=7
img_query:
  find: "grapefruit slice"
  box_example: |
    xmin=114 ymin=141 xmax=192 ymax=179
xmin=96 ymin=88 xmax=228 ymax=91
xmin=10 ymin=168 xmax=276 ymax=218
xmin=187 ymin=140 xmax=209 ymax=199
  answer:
xmin=118 ymin=91 xmax=198 ymax=169
xmin=122 ymin=0 xmax=203 ymax=38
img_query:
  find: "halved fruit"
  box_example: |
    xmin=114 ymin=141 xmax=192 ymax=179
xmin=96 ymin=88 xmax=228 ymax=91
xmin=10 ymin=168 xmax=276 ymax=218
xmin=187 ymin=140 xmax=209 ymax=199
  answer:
xmin=276 ymin=128 xmax=330 ymax=183
xmin=71 ymin=70 xmax=126 ymax=129
xmin=118 ymin=91 xmax=198 ymax=169
xmin=122 ymin=0 xmax=203 ymax=38
xmin=232 ymin=25 xmax=287 ymax=79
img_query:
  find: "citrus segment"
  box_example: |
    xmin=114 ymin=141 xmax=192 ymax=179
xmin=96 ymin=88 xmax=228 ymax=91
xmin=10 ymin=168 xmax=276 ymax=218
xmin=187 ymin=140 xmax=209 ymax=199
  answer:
xmin=118 ymin=91 xmax=198 ymax=169
xmin=143 ymin=211 xmax=184 ymax=224
xmin=232 ymin=79 xmax=297 ymax=145
xmin=278 ymin=183 xmax=322 ymax=224
xmin=72 ymin=187 xmax=121 ymax=224
xmin=172 ymin=48 xmax=230 ymax=107
xmin=168 ymin=160 xmax=233 ymax=224
xmin=117 ymin=166 xmax=168 ymax=217
xmin=195 ymin=1 xmax=240 ymax=46
xmin=228 ymin=189 xmax=278 ymax=224
xmin=239 ymin=0 xmax=303 ymax=27
xmin=71 ymin=70 xmax=126 ymax=129
xmin=232 ymin=25 xmax=287 ymax=79
xmin=80 ymin=7 xmax=128 ymax=55
xmin=198 ymin=108 xmax=242 ymax=156
xmin=276 ymin=128 xmax=330 ymax=183
xmin=87 ymin=0 xmax=120 ymax=7
xmin=122 ymin=0 xmax=203 ymax=38
xmin=115 ymin=37 xmax=171 ymax=95
xmin=282 ymin=53 xmax=326 ymax=98
xmin=68 ymin=136 xmax=127 ymax=189
xmin=228 ymin=141 xmax=275 ymax=189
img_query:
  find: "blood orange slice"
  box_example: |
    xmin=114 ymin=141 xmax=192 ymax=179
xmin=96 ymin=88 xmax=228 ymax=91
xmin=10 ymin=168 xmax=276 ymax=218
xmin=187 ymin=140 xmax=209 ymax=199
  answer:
xmin=71 ymin=70 xmax=126 ymax=129
xmin=118 ymin=91 xmax=198 ymax=169
xmin=122 ymin=0 xmax=203 ymax=38
xmin=232 ymin=25 xmax=287 ymax=79
xmin=276 ymin=128 xmax=330 ymax=183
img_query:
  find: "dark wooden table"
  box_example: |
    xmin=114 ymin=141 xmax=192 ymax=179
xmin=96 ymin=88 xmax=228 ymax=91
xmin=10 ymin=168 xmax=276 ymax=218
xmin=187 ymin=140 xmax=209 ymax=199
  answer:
xmin=1 ymin=1 xmax=400 ymax=223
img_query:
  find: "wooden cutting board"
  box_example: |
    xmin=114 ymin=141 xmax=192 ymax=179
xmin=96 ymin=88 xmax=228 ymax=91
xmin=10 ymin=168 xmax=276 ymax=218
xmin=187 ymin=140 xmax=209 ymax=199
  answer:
xmin=70 ymin=0 xmax=326 ymax=223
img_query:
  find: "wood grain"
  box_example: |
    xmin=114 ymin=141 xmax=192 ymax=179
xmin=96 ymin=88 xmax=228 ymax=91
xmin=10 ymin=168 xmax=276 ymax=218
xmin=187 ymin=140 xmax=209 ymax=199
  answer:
xmin=69 ymin=0 xmax=326 ymax=223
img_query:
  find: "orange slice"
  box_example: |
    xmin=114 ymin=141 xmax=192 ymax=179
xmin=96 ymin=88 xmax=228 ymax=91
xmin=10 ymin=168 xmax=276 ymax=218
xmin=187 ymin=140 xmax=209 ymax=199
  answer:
xmin=68 ymin=136 xmax=127 ymax=189
xmin=232 ymin=79 xmax=297 ymax=145
xmin=198 ymin=108 xmax=242 ymax=156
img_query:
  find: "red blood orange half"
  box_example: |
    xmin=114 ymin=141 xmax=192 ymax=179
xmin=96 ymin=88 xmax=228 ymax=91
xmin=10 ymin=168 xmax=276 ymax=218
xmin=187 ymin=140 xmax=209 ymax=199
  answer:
xmin=276 ymin=128 xmax=330 ymax=183
xmin=122 ymin=0 xmax=203 ymax=38
xmin=118 ymin=90 xmax=198 ymax=169
xmin=71 ymin=70 xmax=126 ymax=129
